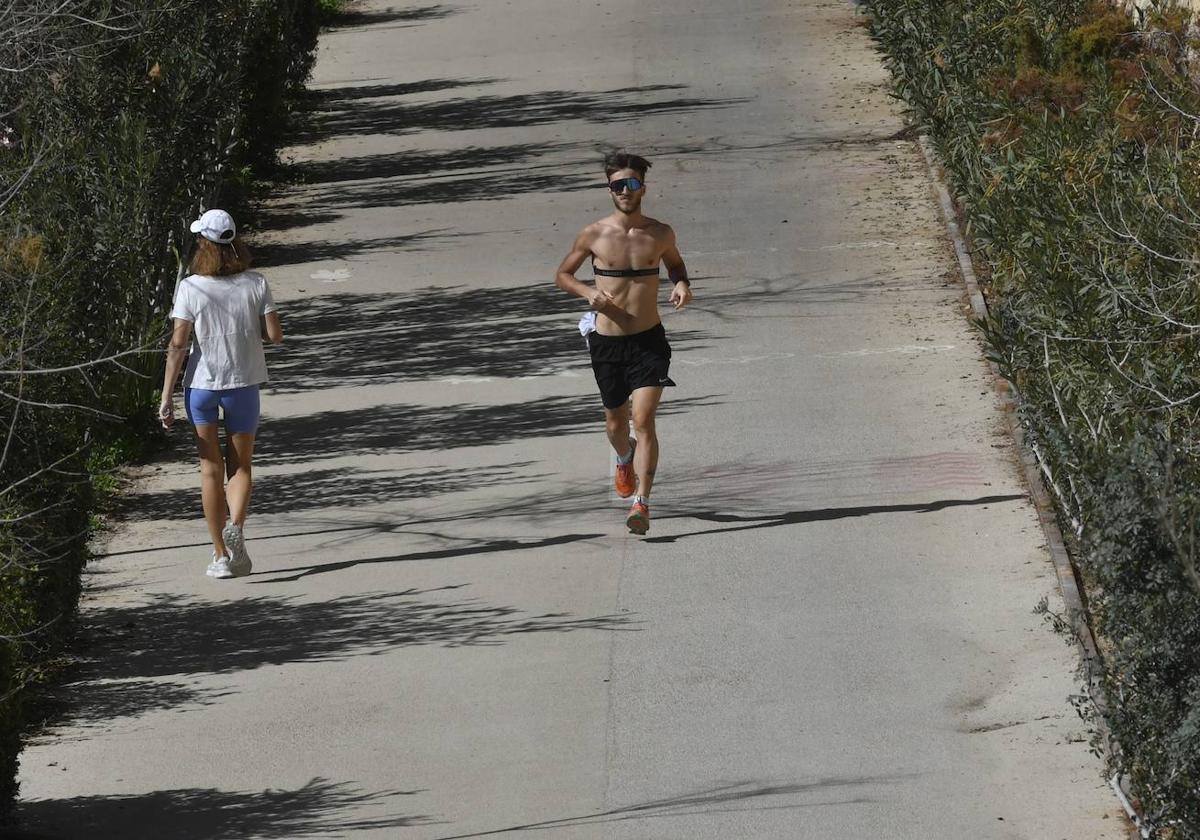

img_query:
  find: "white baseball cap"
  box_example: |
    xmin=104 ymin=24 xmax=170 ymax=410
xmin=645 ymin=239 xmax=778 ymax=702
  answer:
xmin=189 ymin=208 xmax=237 ymax=244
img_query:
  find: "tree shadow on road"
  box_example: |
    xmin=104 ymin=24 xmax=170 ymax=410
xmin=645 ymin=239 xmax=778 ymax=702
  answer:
xmin=29 ymin=562 xmax=633 ymax=728
xmin=323 ymin=3 xmax=459 ymax=30
xmin=262 ymin=82 xmax=744 ymax=250
xmin=92 ymin=489 xmax=610 ymax=564
xmin=298 ymin=82 xmax=746 ymax=142
xmin=254 ymin=394 xmax=720 ymax=466
xmin=15 ymin=778 xmax=432 ymax=840
xmin=303 ymin=78 xmax=480 ymax=107
xmin=249 ymin=531 xmax=606 ymax=584
xmin=298 ymin=165 xmax=595 ymax=211
xmin=686 ymin=271 xmax=926 ymax=323
xmin=259 ymin=138 xmax=593 ymax=246
xmin=22 ymin=580 xmax=630 ymax=732
xmin=261 ymin=283 xmax=712 ymax=392
xmin=77 ymin=585 xmax=634 ymax=682
xmin=272 ymin=138 xmax=599 ymax=213
xmin=117 ymin=462 xmax=544 ymax=522
xmin=283 ymin=141 xmax=567 ymax=187
xmin=252 ymin=226 xmax=472 ymax=268
xmin=27 ymin=677 xmax=234 ymax=737
xmin=645 ymin=494 xmax=1027 ymax=544
xmin=426 ymin=776 xmax=906 ymax=838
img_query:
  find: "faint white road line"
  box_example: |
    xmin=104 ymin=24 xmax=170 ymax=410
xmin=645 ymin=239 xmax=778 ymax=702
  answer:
xmin=674 ymin=352 xmax=797 ymax=366
xmin=816 ymin=344 xmax=955 ymax=358
xmin=311 ymin=268 xmax=352 ymax=283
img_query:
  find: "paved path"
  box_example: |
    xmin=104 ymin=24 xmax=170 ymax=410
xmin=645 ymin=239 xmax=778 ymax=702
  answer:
xmin=16 ymin=1 xmax=1126 ymax=838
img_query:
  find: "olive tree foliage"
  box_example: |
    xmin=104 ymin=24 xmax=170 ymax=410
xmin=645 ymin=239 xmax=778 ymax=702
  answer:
xmin=0 ymin=0 xmax=321 ymax=819
xmin=0 ymin=1 xmax=147 ymax=818
xmin=0 ymin=0 xmax=143 ymax=640
xmin=868 ymin=0 xmax=1200 ymax=833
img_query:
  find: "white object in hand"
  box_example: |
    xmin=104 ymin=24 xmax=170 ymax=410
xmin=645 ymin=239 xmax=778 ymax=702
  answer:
xmin=578 ymin=311 xmax=597 ymax=337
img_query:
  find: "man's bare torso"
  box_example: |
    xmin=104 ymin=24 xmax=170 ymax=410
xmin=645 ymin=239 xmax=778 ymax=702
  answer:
xmin=586 ymin=214 xmax=673 ymax=335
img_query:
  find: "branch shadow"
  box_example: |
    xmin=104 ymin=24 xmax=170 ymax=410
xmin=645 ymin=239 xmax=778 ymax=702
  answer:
xmin=259 ymin=142 xmax=589 ymax=241
xmin=101 ymin=457 xmax=985 ymax=563
xmin=297 ymin=166 xmax=595 ymax=211
xmin=428 ymin=777 xmax=905 ymax=838
xmin=15 ymin=778 xmax=433 ymax=840
xmin=79 ymin=586 xmax=635 ymax=681
xmin=303 ymin=79 xmax=480 ymax=107
xmin=252 ymin=227 xmax=469 ymax=269
xmin=90 ymin=511 xmax=604 ymax=564
xmin=283 ymin=142 xmax=563 ymax=187
xmin=246 ymin=207 xmax=343 ymax=235
xmin=261 ymin=283 xmax=712 ymax=393
xmin=255 ymin=395 xmax=721 ymax=466
xmin=32 ymin=558 xmax=635 ymax=726
xmin=646 ymin=494 xmax=1028 ymax=544
xmin=264 ymin=83 xmax=745 ymax=250
xmin=686 ymin=272 xmax=917 ymax=323
xmin=28 ymin=677 xmax=233 ymax=734
xmin=299 ymin=83 xmax=747 ymax=142
xmin=324 ymin=3 xmax=459 ymax=29
xmin=250 ymin=531 xmax=607 ymax=584
xmin=117 ymin=462 xmax=543 ymax=522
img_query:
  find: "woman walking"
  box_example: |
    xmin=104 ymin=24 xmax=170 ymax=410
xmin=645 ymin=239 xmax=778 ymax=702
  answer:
xmin=159 ymin=209 xmax=283 ymax=579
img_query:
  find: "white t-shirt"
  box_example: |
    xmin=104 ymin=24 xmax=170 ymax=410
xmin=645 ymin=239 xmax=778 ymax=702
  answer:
xmin=170 ymin=271 xmax=276 ymax=390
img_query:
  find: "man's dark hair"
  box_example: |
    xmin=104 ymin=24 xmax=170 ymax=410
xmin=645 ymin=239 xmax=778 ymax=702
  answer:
xmin=604 ymin=150 xmax=652 ymax=180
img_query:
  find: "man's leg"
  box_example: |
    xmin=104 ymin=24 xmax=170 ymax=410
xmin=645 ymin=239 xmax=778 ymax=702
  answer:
xmin=630 ymin=386 xmax=664 ymax=498
xmin=604 ymin=401 xmax=633 ymax=460
xmin=194 ymin=424 xmax=228 ymax=558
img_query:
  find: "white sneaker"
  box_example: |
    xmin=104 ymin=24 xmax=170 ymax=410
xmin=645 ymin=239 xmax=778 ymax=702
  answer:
xmin=206 ymin=554 xmax=233 ymax=579
xmin=221 ymin=522 xmax=252 ymax=577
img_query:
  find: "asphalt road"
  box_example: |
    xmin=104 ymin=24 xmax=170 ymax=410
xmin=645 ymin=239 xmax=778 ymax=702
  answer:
xmin=15 ymin=1 xmax=1126 ymax=838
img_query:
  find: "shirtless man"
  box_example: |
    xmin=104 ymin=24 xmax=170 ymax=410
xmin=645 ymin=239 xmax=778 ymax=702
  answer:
xmin=555 ymin=151 xmax=692 ymax=535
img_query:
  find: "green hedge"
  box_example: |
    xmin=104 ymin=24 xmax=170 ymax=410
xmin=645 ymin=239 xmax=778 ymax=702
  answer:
xmin=866 ymin=0 xmax=1200 ymax=832
xmin=0 ymin=0 xmax=320 ymax=821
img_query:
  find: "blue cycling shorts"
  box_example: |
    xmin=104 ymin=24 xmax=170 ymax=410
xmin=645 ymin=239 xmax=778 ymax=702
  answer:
xmin=185 ymin=385 xmax=261 ymax=434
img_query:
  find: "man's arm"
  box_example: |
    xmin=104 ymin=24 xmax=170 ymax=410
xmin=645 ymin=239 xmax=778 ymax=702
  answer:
xmin=661 ymin=226 xmax=692 ymax=310
xmin=555 ymin=227 xmax=625 ymax=318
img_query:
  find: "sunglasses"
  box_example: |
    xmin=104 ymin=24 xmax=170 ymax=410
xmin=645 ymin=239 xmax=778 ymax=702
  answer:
xmin=608 ymin=177 xmax=644 ymax=193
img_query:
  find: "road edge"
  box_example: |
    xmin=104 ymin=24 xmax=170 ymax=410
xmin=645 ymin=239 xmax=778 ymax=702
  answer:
xmin=916 ymin=136 xmax=1144 ymax=839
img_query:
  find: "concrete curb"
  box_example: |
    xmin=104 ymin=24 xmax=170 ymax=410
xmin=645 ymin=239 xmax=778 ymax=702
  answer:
xmin=916 ymin=136 xmax=1146 ymax=838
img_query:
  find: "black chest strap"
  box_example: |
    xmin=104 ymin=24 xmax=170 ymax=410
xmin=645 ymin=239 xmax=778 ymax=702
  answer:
xmin=594 ymin=267 xmax=661 ymax=277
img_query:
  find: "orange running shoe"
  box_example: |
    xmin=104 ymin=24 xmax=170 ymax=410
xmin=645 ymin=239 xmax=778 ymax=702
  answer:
xmin=614 ymin=440 xmax=636 ymax=498
xmin=626 ymin=500 xmax=650 ymax=535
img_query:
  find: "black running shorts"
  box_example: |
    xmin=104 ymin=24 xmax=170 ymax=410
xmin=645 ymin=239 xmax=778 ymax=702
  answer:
xmin=587 ymin=322 xmax=676 ymax=409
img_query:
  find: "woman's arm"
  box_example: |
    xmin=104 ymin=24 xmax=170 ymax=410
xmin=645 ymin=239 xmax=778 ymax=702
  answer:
xmin=262 ymin=311 xmax=283 ymax=344
xmin=159 ymin=318 xmax=192 ymax=428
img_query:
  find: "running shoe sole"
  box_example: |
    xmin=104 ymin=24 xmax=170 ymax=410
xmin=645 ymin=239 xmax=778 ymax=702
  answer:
xmin=221 ymin=523 xmax=253 ymax=577
xmin=626 ymin=508 xmax=649 ymax=535
xmin=207 ymin=558 xmax=233 ymax=579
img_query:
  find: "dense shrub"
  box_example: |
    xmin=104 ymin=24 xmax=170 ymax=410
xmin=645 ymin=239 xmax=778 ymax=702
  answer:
xmin=0 ymin=0 xmax=320 ymax=822
xmin=867 ymin=0 xmax=1200 ymax=832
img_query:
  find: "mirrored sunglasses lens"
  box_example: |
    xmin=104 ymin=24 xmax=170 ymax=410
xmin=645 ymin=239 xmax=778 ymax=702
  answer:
xmin=608 ymin=178 xmax=641 ymax=193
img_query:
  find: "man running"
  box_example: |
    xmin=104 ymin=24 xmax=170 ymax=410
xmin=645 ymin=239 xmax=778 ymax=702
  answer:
xmin=555 ymin=151 xmax=692 ymax=535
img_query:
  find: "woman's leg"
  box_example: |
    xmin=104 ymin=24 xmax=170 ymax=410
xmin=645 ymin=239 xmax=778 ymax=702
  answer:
xmin=221 ymin=385 xmax=260 ymax=528
xmin=224 ymin=432 xmax=256 ymax=527
xmin=194 ymin=423 xmax=228 ymax=557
